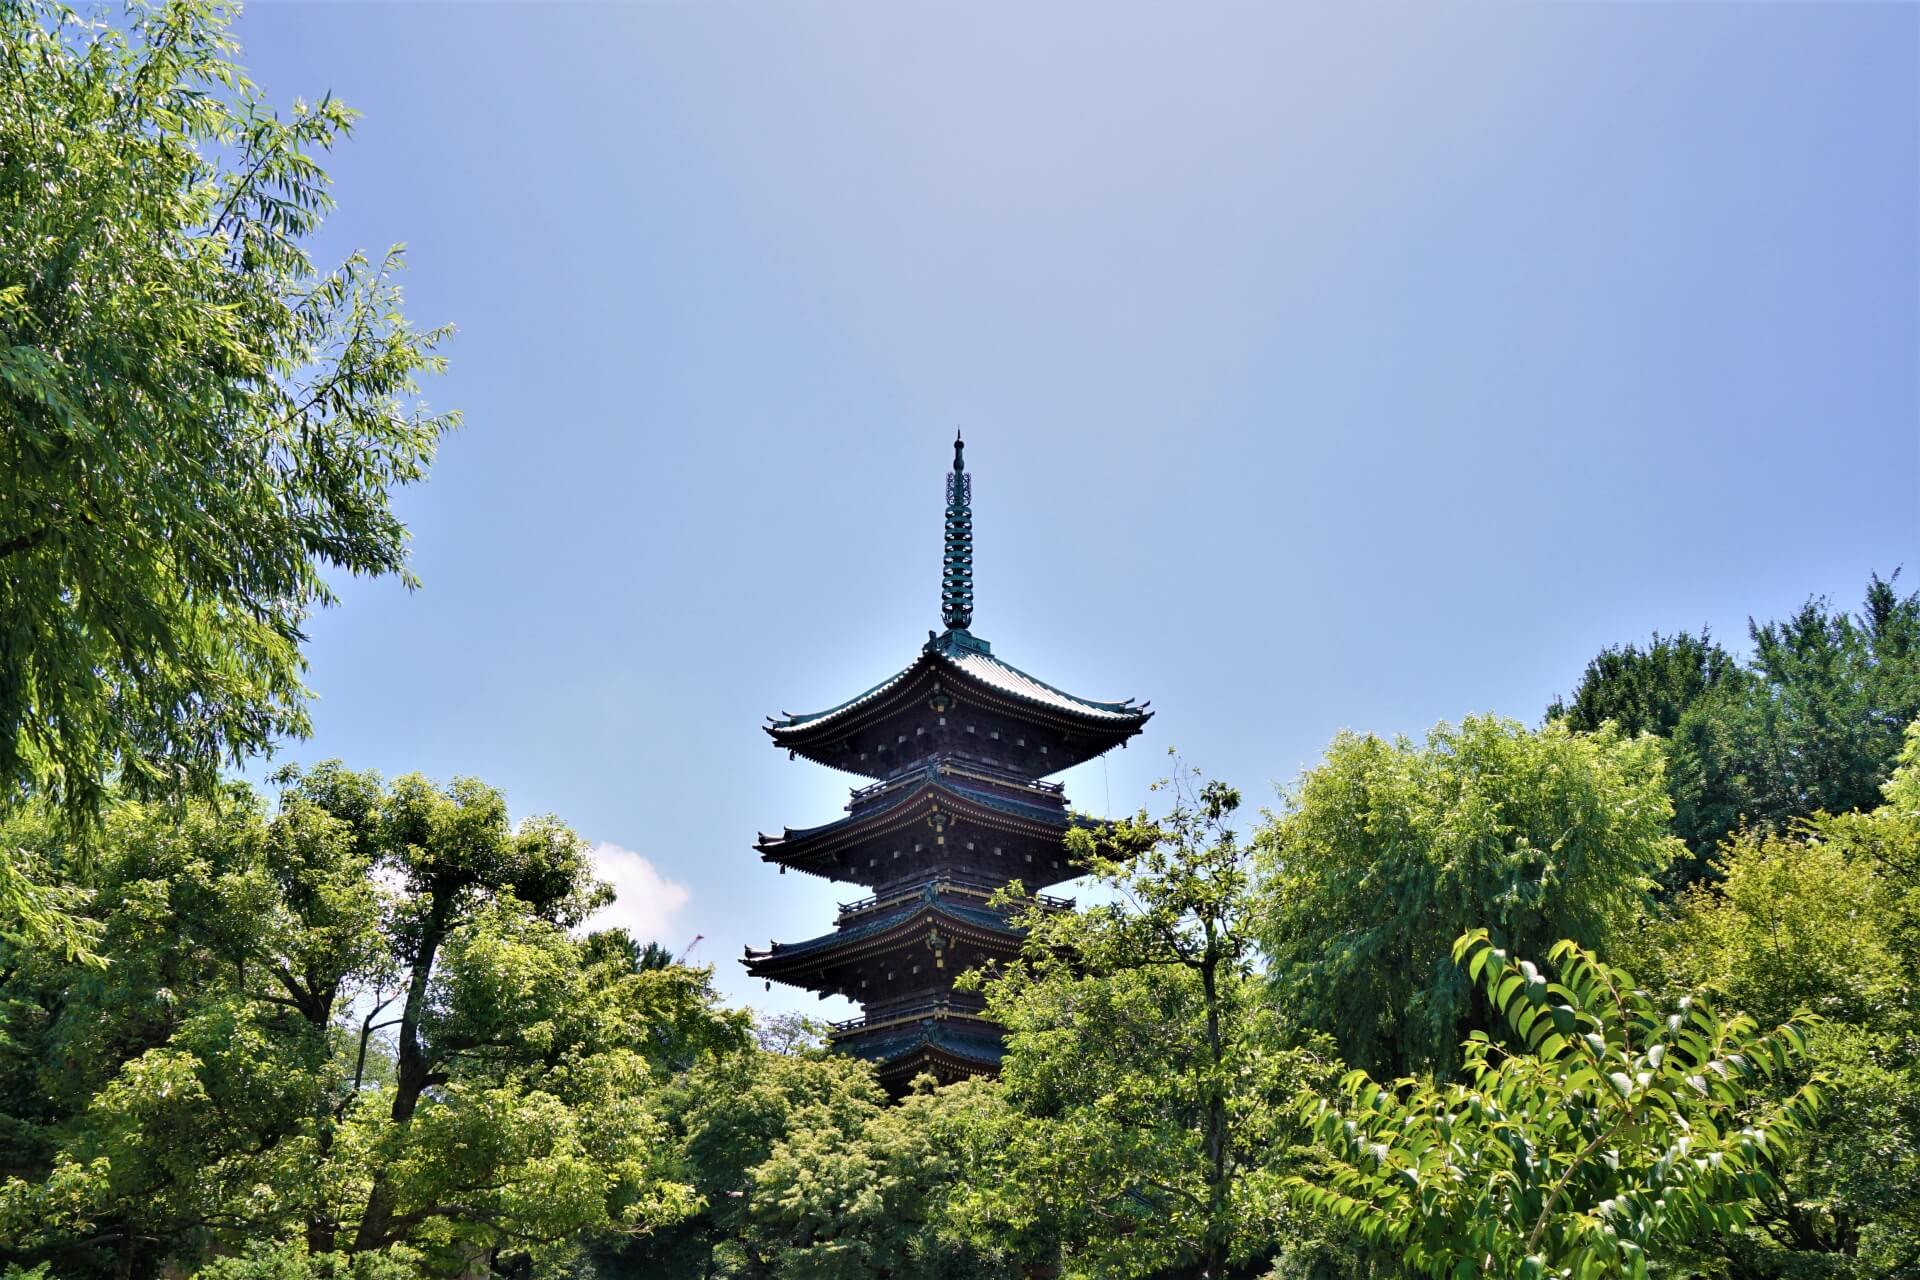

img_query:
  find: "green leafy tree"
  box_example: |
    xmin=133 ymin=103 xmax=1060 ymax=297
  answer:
xmin=747 ymin=1077 xmax=1007 ymax=1280
xmin=1548 ymin=575 xmax=1920 ymax=879
xmin=597 ymin=1045 xmax=1003 ymax=1279
xmin=601 ymin=1045 xmax=876 ymax=1278
xmin=1549 ymin=631 xmax=1745 ymax=740
xmin=0 ymin=766 xmax=739 ymax=1277
xmin=752 ymin=1012 xmax=827 ymax=1057
xmin=1668 ymin=576 xmax=1920 ymax=868
xmin=1290 ymin=931 xmax=1824 ymax=1280
xmin=0 ymin=0 xmax=454 ymax=825
xmin=0 ymin=836 xmax=96 ymax=961
xmin=1256 ymin=717 xmax=1681 ymax=1078
xmin=953 ymin=767 xmax=1337 ymax=1280
xmin=190 ymin=1242 xmax=426 ymax=1280
xmin=1623 ymin=723 xmax=1920 ymax=1277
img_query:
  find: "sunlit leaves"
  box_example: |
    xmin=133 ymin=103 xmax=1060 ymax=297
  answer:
xmin=1622 ymin=727 xmax=1920 ymax=1276
xmin=1288 ymin=932 xmax=1823 ymax=1280
xmin=602 ymin=1049 xmax=1007 ymax=1279
xmin=0 ymin=770 xmax=742 ymax=1275
xmin=954 ymin=767 xmax=1338 ymax=1279
xmin=1257 ymin=716 xmax=1683 ymax=1078
xmin=0 ymin=0 xmax=456 ymax=827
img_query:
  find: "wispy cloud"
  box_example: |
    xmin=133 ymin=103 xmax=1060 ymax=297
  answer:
xmin=585 ymin=842 xmax=691 ymax=947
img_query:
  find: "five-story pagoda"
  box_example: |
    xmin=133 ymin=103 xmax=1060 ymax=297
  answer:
xmin=745 ymin=434 xmax=1151 ymax=1092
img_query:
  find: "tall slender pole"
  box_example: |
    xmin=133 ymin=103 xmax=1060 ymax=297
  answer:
xmin=941 ymin=430 xmax=974 ymax=631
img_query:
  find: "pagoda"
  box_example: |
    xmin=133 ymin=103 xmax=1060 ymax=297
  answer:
xmin=745 ymin=434 xmax=1151 ymax=1092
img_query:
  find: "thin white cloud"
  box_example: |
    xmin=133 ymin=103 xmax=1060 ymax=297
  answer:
xmin=585 ymin=842 xmax=691 ymax=947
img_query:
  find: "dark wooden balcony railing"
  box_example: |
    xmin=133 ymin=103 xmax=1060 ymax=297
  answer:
xmin=835 ymin=877 xmax=1076 ymax=924
xmin=937 ymin=757 xmax=1066 ymax=797
xmin=827 ymin=998 xmax=999 ymax=1038
xmin=844 ymin=757 xmax=1066 ymax=811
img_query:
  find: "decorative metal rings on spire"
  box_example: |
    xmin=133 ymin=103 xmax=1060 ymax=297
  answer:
xmin=941 ymin=431 xmax=973 ymax=631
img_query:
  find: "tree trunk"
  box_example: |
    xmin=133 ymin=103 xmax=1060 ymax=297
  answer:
xmin=1199 ymin=947 xmax=1230 ymax=1279
xmin=351 ymin=903 xmax=448 ymax=1251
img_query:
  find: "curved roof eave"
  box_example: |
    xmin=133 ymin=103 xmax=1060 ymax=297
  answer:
xmin=851 ymin=1026 xmax=1008 ymax=1071
xmin=742 ymin=897 xmax=1021 ymax=971
xmin=756 ymin=775 xmax=1069 ymax=856
xmin=765 ymin=631 xmax=1149 ymax=744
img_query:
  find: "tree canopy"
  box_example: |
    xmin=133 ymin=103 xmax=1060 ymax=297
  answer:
xmin=1617 ymin=724 xmax=1920 ymax=1277
xmin=0 ymin=767 xmax=745 ymax=1277
xmin=1256 ymin=716 xmax=1681 ymax=1078
xmin=1550 ymin=574 xmax=1920 ymax=879
xmin=1291 ymin=932 xmax=1824 ymax=1280
xmin=592 ymin=1024 xmax=1007 ymax=1280
xmin=952 ymin=769 xmax=1348 ymax=1280
xmin=0 ymin=0 xmax=453 ymax=826
xmin=1548 ymin=631 xmax=1744 ymax=741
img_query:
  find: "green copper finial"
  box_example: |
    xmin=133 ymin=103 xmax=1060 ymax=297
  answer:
xmin=941 ymin=431 xmax=973 ymax=630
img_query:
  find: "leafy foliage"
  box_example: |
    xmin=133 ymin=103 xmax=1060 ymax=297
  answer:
xmin=0 ymin=767 xmax=742 ymax=1278
xmin=1669 ymin=576 xmax=1920 ymax=869
xmin=1290 ymin=932 xmax=1823 ymax=1280
xmin=1549 ymin=631 xmax=1745 ymax=741
xmin=190 ymin=1242 xmax=427 ymax=1280
xmin=1550 ymin=575 xmax=1920 ymax=879
xmin=1623 ymin=723 xmax=1920 ymax=1277
xmin=0 ymin=0 xmax=455 ymax=825
xmin=954 ymin=768 xmax=1341 ymax=1280
xmin=0 ymin=837 xmax=96 ymax=963
xmin=1256 ymin=716 xmax=1681 ymax=1078
xmin=598 ymin=1046 xmax=1006 ymax=1279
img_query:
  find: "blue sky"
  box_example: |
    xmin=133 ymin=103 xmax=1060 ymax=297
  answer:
xmin=231 ymin=2 xmax=1918 ymax=1016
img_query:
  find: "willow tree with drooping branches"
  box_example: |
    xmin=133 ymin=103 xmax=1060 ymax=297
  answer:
xmin=0 ymin=0 xmax=455 ymax=831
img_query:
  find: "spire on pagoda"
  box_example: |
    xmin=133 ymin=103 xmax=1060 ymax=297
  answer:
xmin=941 ymin=430 xmax=973 ymax=631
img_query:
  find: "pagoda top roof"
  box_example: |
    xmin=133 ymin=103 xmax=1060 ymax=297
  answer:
xmin=764 ymin=436 xmax=1149 ymax=774
xmin=765 ymin=629 xmax=1150 ymax=768
xmin=771 ymin=628 xmax=1145 ymax=732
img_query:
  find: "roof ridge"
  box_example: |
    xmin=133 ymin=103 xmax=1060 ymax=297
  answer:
xmin=931 ymin=645 xmax=1145 ymax=717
